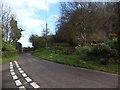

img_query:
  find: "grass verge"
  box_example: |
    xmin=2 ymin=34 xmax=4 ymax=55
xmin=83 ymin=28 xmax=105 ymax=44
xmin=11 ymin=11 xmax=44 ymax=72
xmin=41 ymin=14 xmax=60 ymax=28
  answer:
xmin=32 ymin=48 xmax=118 ymax=74
xmin=1 ymin=51 xmax=20 ymax=64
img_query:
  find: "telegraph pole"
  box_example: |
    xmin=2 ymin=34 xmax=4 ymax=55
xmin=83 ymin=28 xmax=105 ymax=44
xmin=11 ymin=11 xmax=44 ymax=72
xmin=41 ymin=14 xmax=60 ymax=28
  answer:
xmin=45 ymin=23 xmax=48 ymax=49
xmin=45 ymin=0 xmax=48 ymax=49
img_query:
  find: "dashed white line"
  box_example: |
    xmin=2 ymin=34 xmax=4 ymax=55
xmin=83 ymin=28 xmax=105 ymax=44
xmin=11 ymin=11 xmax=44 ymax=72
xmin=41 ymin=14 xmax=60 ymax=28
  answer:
xmin=30 ymin=82 xmax=40 ymax=89
xmin=18 ymin=68 xmax=22 ymax=71
xmin=25 ymin=77 xmax=32 ymax=83
xmin=19 ymin=86 xmax=26 ymax=90
xmin=10 ymin=62 xmax=12 ymax=64
xmin=11 ymin=72 xmax=15 ymax=76
xmin=22 ymin=73 xmax=27 ymax=77
xmin=12 ymin=75 xmax=18 ymax=80
xmin=15 ymin=63 xmax=19 ymax=65
xmin=10 ymin=69 xmax=14 ymax=72
xmin=16 ymin=65 xmax=20 ymax=68
xmin=14 ymin=61 xmax=17 ymax=63
xmin=10 ymin=61 xmax=41 ymax=89
xmin=10 ymin=64 xmax=13 ymax=67
xmin=10 ymin=66 xmax=13 ymax=69
xmin=19 ymin=70 xmax=24 ymax=73
xmin=15 ymin=80 xmax=22 ymax=86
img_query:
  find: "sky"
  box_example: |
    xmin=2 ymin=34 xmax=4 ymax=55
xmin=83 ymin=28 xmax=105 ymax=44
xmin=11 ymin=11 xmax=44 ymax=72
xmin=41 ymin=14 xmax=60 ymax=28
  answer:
xmin=1 ymin=0 xmax=62 ymax=47
xmin=1 ymin=0 xmax=119 ymax=47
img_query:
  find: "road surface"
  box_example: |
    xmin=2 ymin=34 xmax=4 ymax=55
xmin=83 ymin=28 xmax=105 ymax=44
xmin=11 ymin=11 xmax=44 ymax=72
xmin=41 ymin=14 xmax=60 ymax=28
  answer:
xmin=2 ymin=53 xmax=118 ymax=89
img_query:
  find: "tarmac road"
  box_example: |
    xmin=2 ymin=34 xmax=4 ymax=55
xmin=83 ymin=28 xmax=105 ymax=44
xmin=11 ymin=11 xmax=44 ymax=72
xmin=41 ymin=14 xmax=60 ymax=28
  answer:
xmin=2 ymin=53 xmax=118 ymax=89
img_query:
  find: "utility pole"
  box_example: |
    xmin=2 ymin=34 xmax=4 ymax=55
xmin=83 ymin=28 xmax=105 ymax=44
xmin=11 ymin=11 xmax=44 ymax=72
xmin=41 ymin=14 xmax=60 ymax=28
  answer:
xmin=45 ymin=23 xmax=48 ymax=49
xmin=45 ymin=0 xmax=49 ymax=49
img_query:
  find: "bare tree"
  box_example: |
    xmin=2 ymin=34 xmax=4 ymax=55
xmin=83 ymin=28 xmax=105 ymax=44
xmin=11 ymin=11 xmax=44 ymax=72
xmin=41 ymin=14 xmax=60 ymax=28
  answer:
xmin=0 ymin=3 xmax=12 ymax=42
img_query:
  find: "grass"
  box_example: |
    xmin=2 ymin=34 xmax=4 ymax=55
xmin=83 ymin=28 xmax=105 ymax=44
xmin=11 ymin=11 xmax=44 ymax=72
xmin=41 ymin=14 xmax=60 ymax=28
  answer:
xmin=1 ymin=51 xmax=20 ymax=64
xmin=32 ymin=48 xmax=118 ymax=74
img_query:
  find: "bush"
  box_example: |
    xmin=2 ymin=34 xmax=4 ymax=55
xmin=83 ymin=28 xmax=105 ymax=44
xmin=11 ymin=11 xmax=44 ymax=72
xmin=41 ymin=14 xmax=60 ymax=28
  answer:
xmin=2 ymin=41 xmax=16 ymax=51
xmin=109 ymin=49 xmax=119 ymax=57
xmin=88 ymin=43 xmax=119 ymax=57
xmin=105 ymin=38 xmax=118 ymax=49
xmin=88 ymin=43 xmax=111 ymax=57
xmin=75 ymin=45 xmax=92 ymax=55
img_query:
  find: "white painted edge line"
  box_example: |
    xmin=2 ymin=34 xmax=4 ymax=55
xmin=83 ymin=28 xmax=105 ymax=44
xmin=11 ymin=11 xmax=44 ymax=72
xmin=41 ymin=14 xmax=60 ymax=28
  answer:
xmin=11 ymin=72 xmax=16 ymax=76
xmin=12 ymin=75 xmax=18 ymax=80
xmin=19 ymin=70 xmax=24 ymax=73
xmin=19 ymin=86 xmax=26 ymax=90
xmin=30 ymin=82 xmax=40 ymax=89
xmin=15 ymin=80 xmax=22 ymax=86
xmin=25 ymin=77 xmax=32 ymax=83
xmin=22 ymin=73 xmax=27 ymax=77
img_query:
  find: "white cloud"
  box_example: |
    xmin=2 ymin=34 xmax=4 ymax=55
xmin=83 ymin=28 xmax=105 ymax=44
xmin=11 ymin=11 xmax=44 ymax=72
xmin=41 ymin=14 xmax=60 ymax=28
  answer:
xmin=47 ymin=0 xmax=59 ymax=3
xmin=1 ymin=0 xmax=59 ymax=47
xmin=18 ymin=35 xmax=32 ymax=47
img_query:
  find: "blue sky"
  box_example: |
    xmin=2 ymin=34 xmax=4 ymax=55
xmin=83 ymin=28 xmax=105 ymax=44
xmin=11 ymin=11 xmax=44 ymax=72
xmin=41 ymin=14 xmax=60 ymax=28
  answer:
xmin=2 ymin=0 xmax=61 ymax=47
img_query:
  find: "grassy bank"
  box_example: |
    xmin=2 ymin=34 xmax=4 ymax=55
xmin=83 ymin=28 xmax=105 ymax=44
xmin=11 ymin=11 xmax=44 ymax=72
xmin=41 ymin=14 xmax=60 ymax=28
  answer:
xmin=1 ymin=51 xmax=20 ymax=64
xmin=32 ymin=48 xmax=118 ymax=74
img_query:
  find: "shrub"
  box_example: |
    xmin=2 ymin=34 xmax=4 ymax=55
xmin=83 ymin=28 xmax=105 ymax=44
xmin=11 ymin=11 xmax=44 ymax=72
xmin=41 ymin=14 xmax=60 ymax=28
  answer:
xmin=105 ymin=38 xmax=118 ymax=49
xmin=2 ymin=41 xmax=16 ymax=51
xmin=75 ymin=45 xmax=92 ymax=56
xmin=88 ymin=43 xmax=111 ymax=57
xmin=109 ymin=49 xmax=119 ymax=57
xmin=88 ymin=43 xmax=119 ymax=57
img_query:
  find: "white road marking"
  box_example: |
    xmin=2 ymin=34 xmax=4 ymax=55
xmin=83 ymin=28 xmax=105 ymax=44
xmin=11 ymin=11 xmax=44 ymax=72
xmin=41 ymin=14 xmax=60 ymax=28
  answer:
xmin=15 ymin=80 xmax=22 ymax=86
xmin=15 ymin=63 xmax=19 ymax=66
xmin=16 ymin=65 xmax=20 ymax=68
xmin=10 ymin=64 xmax=13 ymax=67
xmin=19 ymin=86 xmax=26 ymax=90
xmin=18 ymin=68 xmax=22 ymax=71
xmin=12 ymin=75 xmax=18 ymax=80
xmin=19 ymin=70 xmax=24 ymax=73
xmin=14 ymin=61 xmax=17 ymax=63
xmin=22 ymin=73 xmax=27 ymax=77
xmin=10 ymin=62 xmax=13 ymax=66
xmin=25 ymin=77 xmax=32 ymax=82
xmin=10 ymin=69 xmax=14 ymax=72
xmin=10 ymin=61 xmax=41 ymax=89
xmin=15 ymin=62 xmax=18 ymax=65
xmin=11 ymin=72 xmax=15 ymax=76
xmin=10 ymin=66 xmax=13 ymax=69
xmin=30 ymin=82 xmax=40 ymax=89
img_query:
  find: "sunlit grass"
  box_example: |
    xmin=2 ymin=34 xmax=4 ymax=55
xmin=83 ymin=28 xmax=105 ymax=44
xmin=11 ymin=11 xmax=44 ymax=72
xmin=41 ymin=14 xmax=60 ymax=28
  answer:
xmin=32 ymin=48 xmax=118 ymax=74
xmin=1 ymin=51 xmax=19 ymax=64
